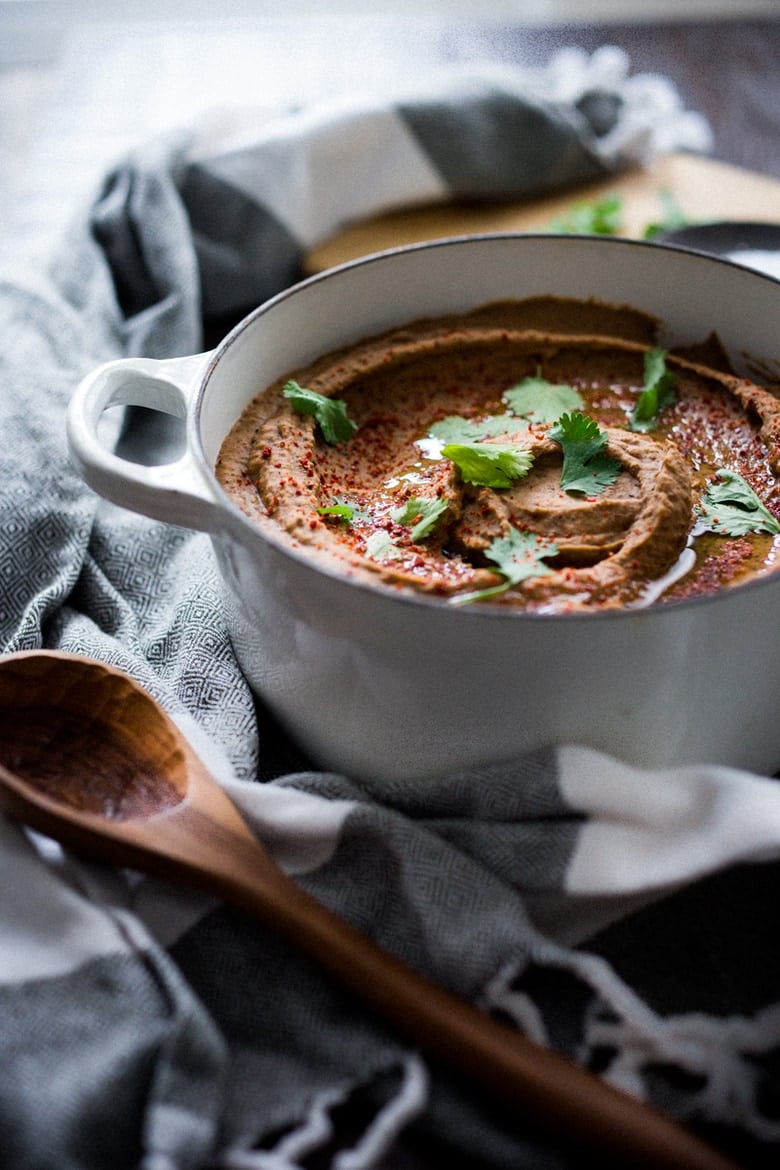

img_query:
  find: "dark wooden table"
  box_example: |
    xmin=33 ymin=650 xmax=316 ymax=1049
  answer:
xmin=529 ymin=18 xmax=780 ymax=179
xmin=421 ymin=17 xmax=780 ymax=180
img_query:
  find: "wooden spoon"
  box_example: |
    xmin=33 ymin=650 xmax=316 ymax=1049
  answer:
xmin=0 ymin=650 xmax=741 ymax=1170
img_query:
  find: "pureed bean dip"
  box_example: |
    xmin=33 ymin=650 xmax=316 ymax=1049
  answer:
xmin=216 ymin=297 xmax=780 ymax=612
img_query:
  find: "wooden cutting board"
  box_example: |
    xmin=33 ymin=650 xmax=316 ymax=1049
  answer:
xmin=305 ymin=152 xmax=780 ymax=273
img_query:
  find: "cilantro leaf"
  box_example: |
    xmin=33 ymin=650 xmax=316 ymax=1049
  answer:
xmin=549 ymin=189 xmax=692 ymax=242
xmin=283 ymin=380 xmax=357 ymax=444
xmin=548 ymin=411 xmax=622 ymax=496
xmin=486 ymin=527 xmax=559 ymax=585
xmin=317 ymin=502 xmax=355 ymax=521
xmin=365 ymin=531 xmax=404 ymax=562
xmin=442 ymin=442 xmax=534 ymax=489
xmin=453 ymin=526 xmax=559 ymax=605
xmin=642 ymin=190 xmax=691 ymax=240
xmin=429 ymin=415 xmax=518 ymax=444
xmin=316 ymin=497 xmax=371 ymax=525
xmin=697 ymin=469 xmax=780 ymax=536
xmin=391 ymin=496 xmax=449 ymax=541
xmin=629 ymin=348 xmax=676 ymax=432
xmin=549 ymin=194 xmax=623 ymax=236
xmin=503 ymin=373 xmax=584 ymax=424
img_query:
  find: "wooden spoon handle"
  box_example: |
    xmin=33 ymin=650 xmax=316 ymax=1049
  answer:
xmin=0 ymin=757 xmax=742 ymax=1170
xmin=177 ymin=806 xmax=741 ymax=1170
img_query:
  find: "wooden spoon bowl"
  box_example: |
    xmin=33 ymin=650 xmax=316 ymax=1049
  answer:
xmin=0 ymin=653 xmax=185 ymax=818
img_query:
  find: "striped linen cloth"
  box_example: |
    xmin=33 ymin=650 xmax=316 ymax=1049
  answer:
xmin=2 ymin=47 xmax=778 ymax=1170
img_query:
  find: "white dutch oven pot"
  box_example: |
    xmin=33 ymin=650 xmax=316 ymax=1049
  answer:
xmin=68 ymin=235 xmax=780 ymax=783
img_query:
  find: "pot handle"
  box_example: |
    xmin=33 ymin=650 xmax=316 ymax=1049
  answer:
xmin=67 ymin=351 xmax=224 ymax=533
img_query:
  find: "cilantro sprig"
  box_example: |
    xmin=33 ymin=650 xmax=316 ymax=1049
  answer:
xmin=283 ymin=380 xmax=357 ymax=444
xmin=391 ymin=496 xmax=449 ymax=541
xmin=365 ymin=531 xmax=405 ymax=562
xmin=697 ymin=469 xmax=780 ymax=536
xmin=317 ymin=502 xmax=355 ymax=521
xmin=629 ymin=348 xmax=676 ymax=432
xmin=549 ymin=193 xmax=623 ymax=236
xmin=641 ymin=190 xmax=691 ymax=240
xmin=547 ymin=189 xmax=692 ymax=241
xmin=442 ymin=442 xmax=534 ymax=489
xmin=320 ymin=495 xmax=449 ymax=557
xmin=429 ymin=415 xmax=517 ymax=444
xmin=428 ymin=372 xmax=584 ymax=448
xmin=316 ymin=497 xmax=371 ymax=524
xmin=453 ymin=526 xmax=559 ymax=605
xmin=548 ymin=412 xmax=622 ymax=496
xmin=503 ymin=372 xmax=584 ymax=424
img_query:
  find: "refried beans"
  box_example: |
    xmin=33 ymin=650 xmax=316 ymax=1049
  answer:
xmin=215 ymin=296 xmax=780 ymax=612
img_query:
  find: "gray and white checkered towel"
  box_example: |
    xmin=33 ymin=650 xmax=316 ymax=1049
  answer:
xmin=2 ymin=47 xmax=778 ymax=1170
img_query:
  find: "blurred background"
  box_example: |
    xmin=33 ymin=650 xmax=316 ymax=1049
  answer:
xmin=2 ymin=0 xmax=779 ymax=262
